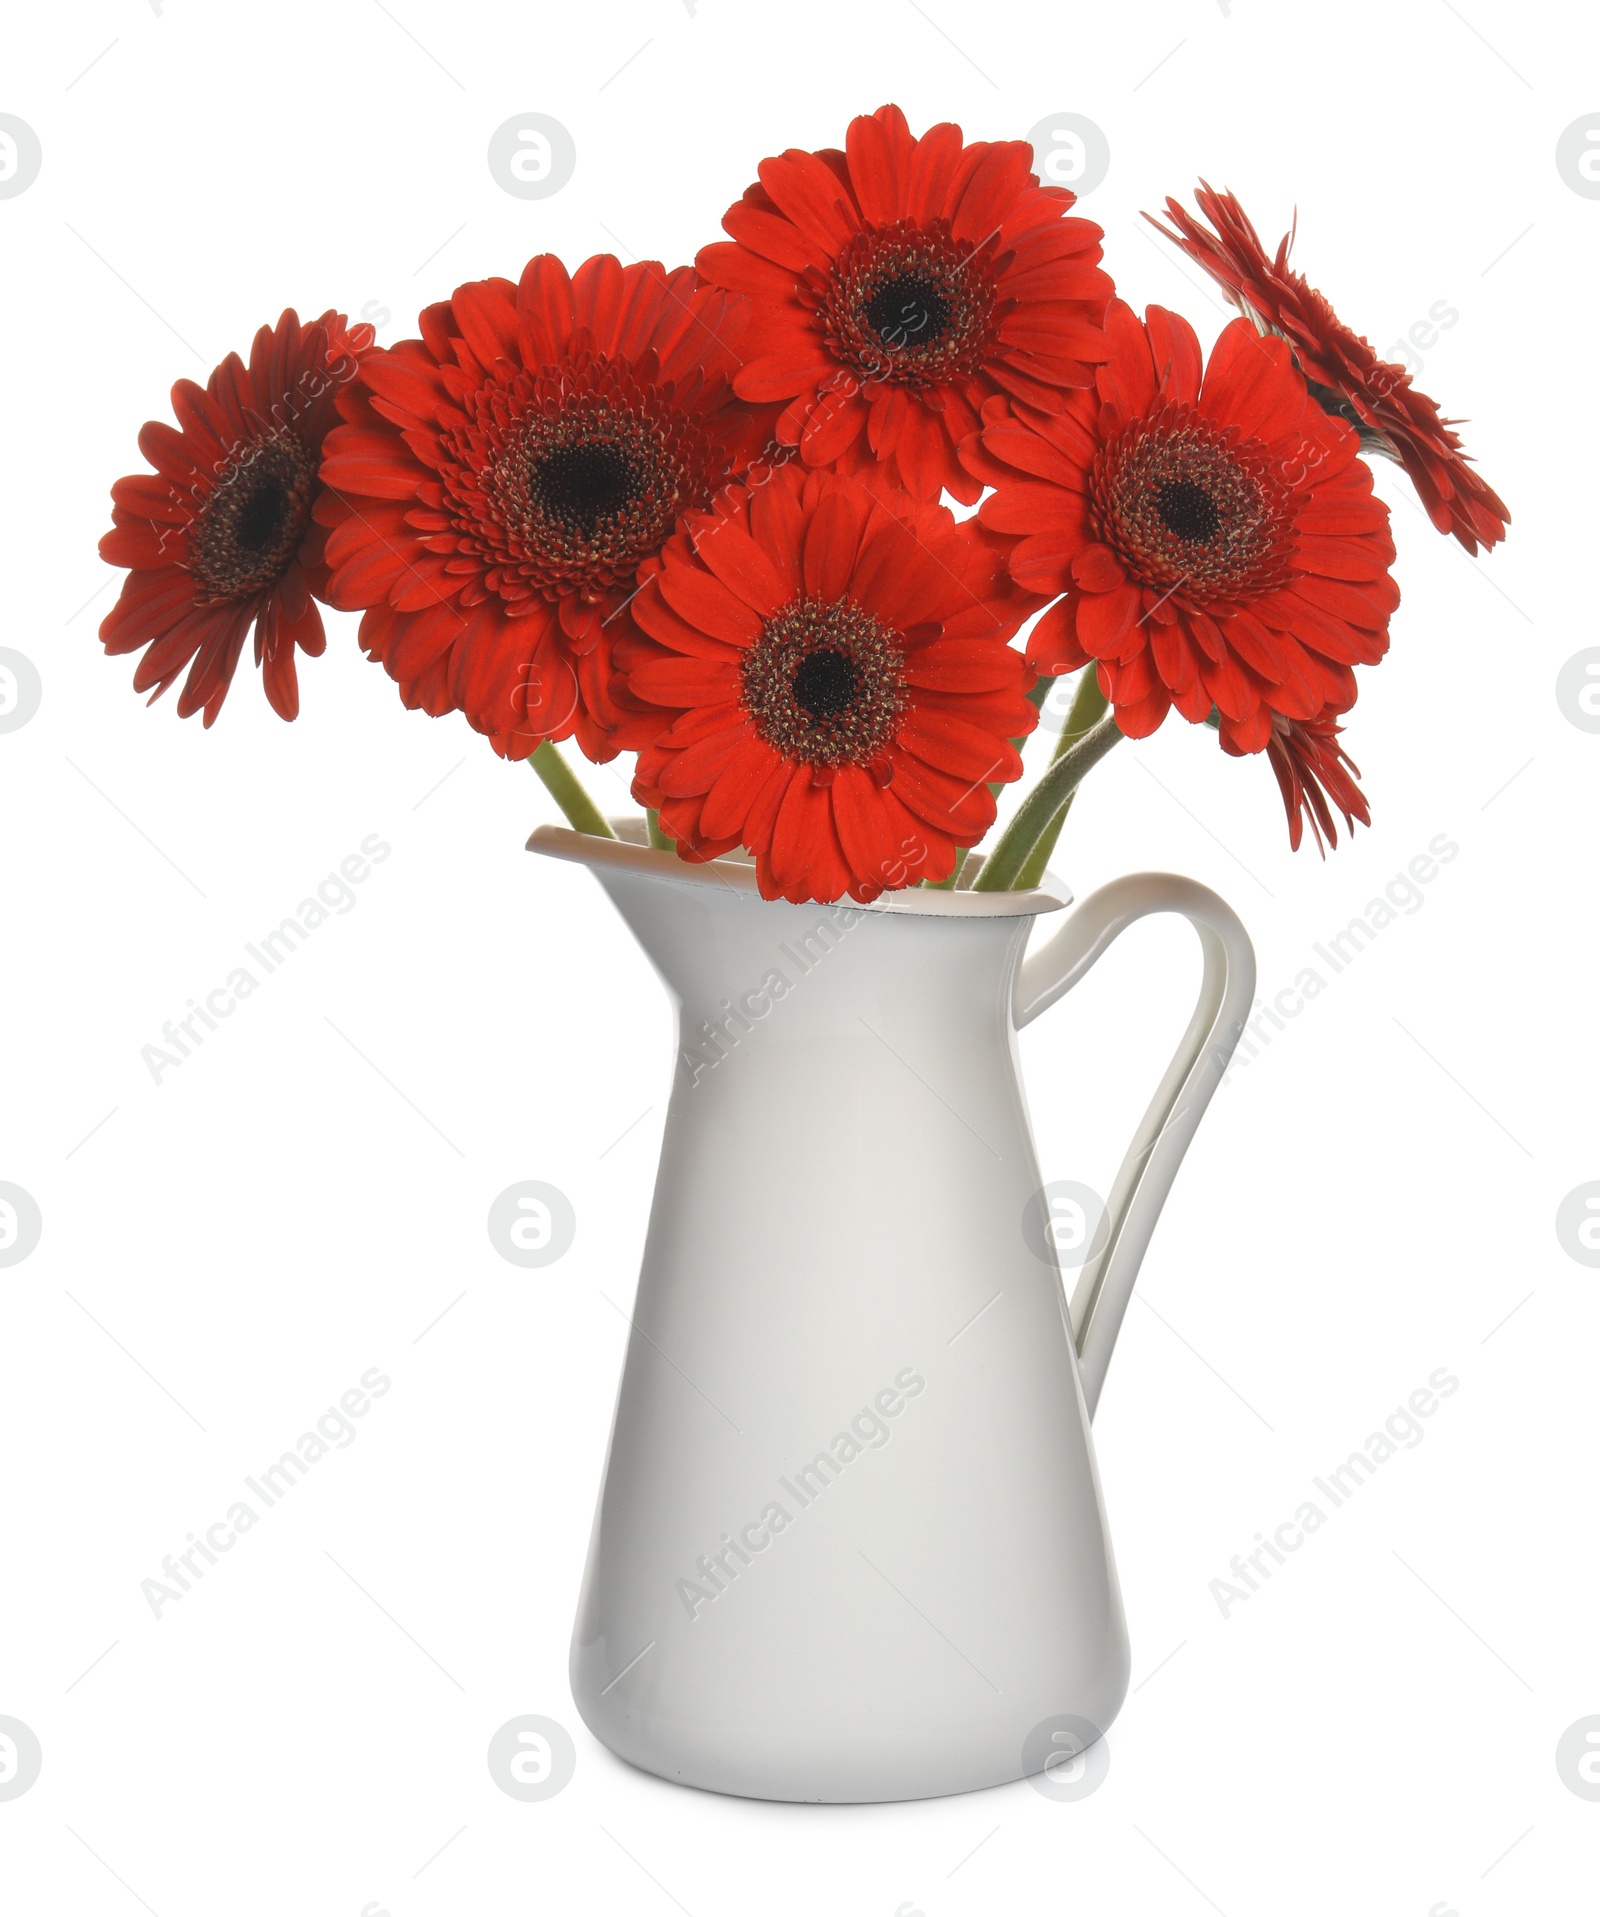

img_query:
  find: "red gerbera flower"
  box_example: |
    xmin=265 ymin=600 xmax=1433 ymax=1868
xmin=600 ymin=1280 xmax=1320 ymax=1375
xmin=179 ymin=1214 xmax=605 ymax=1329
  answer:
xmin=98 ymin=309 xmax=375 ymax=725
xmin=314 ymin=255 xmax=765 ymax=763
xmin=965 ymin=300 xmax=1398 ymax=758
xmin=695 ymin=103 xmax=1114 ymax=507
xmin=1147 ymin=185 xmax=1509 ymax=554
xmin=615 ymin=464 xmax=1043 ymax=903
xmin=1223 ymin=706 xmax=1370 ymax=854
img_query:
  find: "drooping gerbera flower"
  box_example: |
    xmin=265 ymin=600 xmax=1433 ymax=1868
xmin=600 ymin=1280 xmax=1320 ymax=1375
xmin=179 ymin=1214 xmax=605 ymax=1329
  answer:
xmin=314 ymin=254 xmax=765 ymax=763
xmin=615 ymin=465 xmax=1043 ymax=903
xmin=98 ymin=310 xmax=375 ymax=725
xmin=1147 ymin=185 xmax=1508 ymax=554
xmin=964 ymin=301 xmax=1398 ymax=758
xmin=1222 ymin=706 xmax=1370 ymax=854
xmin=695 ymin=103 xmax=1114 ymax=507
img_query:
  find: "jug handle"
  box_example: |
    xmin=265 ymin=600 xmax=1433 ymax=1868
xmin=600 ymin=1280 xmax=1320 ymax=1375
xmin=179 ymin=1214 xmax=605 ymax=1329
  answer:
xmin=1013 ymin=873 xmax=1256 ymax=1419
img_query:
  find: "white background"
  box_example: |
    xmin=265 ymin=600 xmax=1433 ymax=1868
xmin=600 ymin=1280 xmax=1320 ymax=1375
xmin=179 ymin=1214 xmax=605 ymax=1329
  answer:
xmin=2 ymin=1 xmax=1596 ymax=1912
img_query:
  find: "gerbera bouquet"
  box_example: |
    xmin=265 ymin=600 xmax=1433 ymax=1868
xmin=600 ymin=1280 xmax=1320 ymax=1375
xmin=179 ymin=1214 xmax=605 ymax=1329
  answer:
xmin=95 ymin=105 xmax=1507 ymax=905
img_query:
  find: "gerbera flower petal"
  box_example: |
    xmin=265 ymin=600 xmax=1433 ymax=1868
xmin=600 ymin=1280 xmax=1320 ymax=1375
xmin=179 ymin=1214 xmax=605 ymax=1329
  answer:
xmin=171 ymin=613 xmax=251 ymax=724
xmin=697 ymin=733 xmax=779 ymax=841
xmin=1295 ymin=534 xmax=1395 ymax=583
xmin=757 ymin=151 xmax=859 ymax=257
xmin=695 ymin=104 xmax=1112 ymax=502
xmin=767 ymin=768 xmax=822 ymax=893
xmin=802 ymin=488 xmax=869 ymax=600
xmin=1006 ymin=535 xmax=1077 ymax=597
xmin=259 ymin=599 xmax=319 ymax=722
xmin=1198 ymin=322 xmax=1306 ymax=443
xmin=99 ymin=520 xmax=176 ymax=571
xmin=748 ymin=467 xmax=809 ymax=596
xmin=96 ymin=309 xmax=376 ymax=724
xmin=1076 ymin=583 xmax=1140 ymax=651
xmin=1223 ymin=705 xmax=1370 ymax=854
xmin=801 ymin=391 xmax=871 ymax=466
xmin=657 ymin=567 xmax=765 ymax=645
xmin=629 ymin=580 xmax=741 ymax=659
xmin=1097 ymin=301 xmax=1162 ymax=423
xmin=317 ymin=253 xmax=768 ymax=755
xmin=1149 ymin=184 xmax=1508 ymax=553
xmin=382 ymin=601 xmax=469 ymax=682
xmin=1217 ymin=606 xmax=1288 ymax=682
xmin=684 ymin=523 xmax=787 ymax=618
xmin=618 ymin=464 xmax=1037 ymax=901
xmin=656 ymin=719 xmax=754 ymax=797
xmin=975 ymin=296 xmax=1399 ymax=845
xmin=1025 ymin=595 xmax=1091 ymax=675
xmin=901 ymin=639 xmax=1031 ymax=692
xmin=736 ymin=351 xmax=838 ymax=403
xmin=516 ymin=254 xmax=578 ymax=362
xmin=828 ymin=759 xmax=904 ymax=877
xmin=888 ymin=752 xmax=997 ymax=840
xmin=1070 ymin=543 xmax=1127 ymax=593
xmin=628 ymin=654 xmax=744 ymax=706
xmin=975 ymin=415 xmax=1094 ymax=490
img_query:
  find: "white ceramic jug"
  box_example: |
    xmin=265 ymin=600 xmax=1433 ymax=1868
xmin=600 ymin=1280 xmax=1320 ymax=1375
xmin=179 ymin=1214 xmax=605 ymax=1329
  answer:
xmin=528 ymin=820 xmax=1255 ymax=1803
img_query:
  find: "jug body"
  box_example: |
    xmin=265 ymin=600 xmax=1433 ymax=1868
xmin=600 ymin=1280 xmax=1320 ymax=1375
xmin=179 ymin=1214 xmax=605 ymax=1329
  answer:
xmin=539 ymin=832 xmax=1128 ymax=1802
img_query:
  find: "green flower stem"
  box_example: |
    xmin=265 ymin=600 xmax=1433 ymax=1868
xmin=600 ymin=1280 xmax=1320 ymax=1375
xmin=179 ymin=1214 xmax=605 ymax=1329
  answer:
xmin=1011 ymin=668 xmax=1109 ymax=891
xmin=971 ymin=707 xmax=1124 ymax=892
xmin=647 ymin=808 xmax=673 ymax=851
xmin=528 ymin=742 xmax=617 ymax=839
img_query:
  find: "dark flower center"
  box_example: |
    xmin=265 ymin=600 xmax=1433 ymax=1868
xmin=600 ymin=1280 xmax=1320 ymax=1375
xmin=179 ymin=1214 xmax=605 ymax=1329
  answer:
xmin=529 ymin=442 xmax=642 ymax=534
xmin=460 ymin=356 xmax=733 ymax=606
xmin=863 ymin=274 xmax=953 ymax=350
xmin=791 ymin=647 xmax=861 ymax=717
xmin=235 ymin=480 xmax=292 ymax=553
xmin=189 ymin=437 xmax=313 ymax=601
xmin=1092 ymin=404 xmax=1298 ymax=605
xmin=742 ymin=597 xmax=906 ymax=767
xmin=1155 ymin=479 xmax=1221 ymax=543
xmin=819 ymin=220 xmax=997 ymax=387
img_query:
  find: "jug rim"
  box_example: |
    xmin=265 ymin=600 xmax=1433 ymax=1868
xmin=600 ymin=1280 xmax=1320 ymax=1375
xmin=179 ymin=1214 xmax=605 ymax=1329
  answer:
xmin=527 ymin=818 xmax=1071 ymax=919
